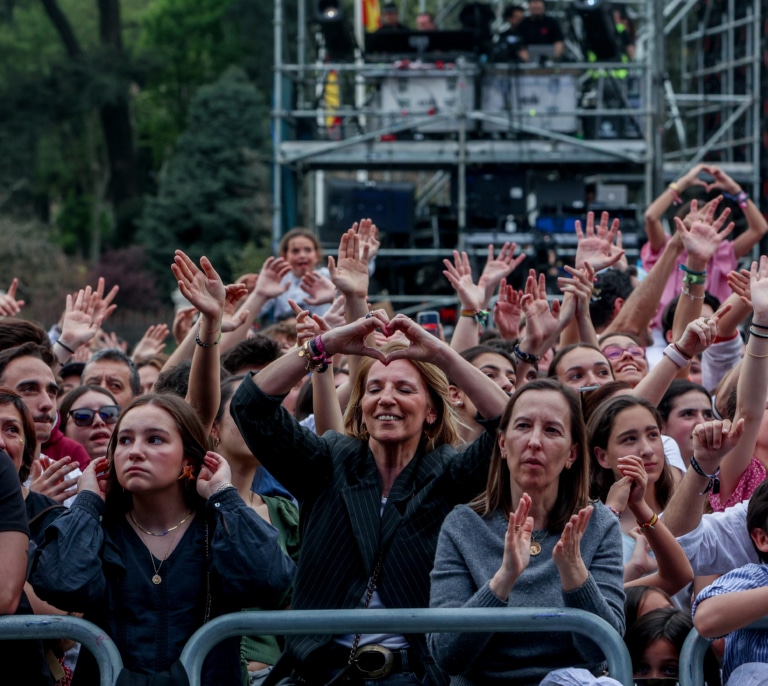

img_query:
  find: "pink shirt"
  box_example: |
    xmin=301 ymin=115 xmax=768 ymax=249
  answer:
xmin=709 ymin=456 xmax=766 ymax=512
xmin=640 ymin=235 xmax=737 ymax=329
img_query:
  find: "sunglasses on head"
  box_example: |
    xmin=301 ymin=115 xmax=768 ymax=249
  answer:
xmin=601 ymin=344 xmax=646 ymax=361
xmin=68 ymin=405 xmax=121 ymax=427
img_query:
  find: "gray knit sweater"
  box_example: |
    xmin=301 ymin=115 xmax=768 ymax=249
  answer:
xmin=428 ymin=502 xmax=625 ymax=685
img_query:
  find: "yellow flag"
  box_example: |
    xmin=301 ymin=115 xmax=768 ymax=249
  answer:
xmin=363 ymin=0 xmax=381 ymax=32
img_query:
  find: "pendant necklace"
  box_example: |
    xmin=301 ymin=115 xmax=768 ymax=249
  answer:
xmin=529 ymin=529 xmax=548 ymax=556
xmin=147 ymin=525 xmax=181 ymax=585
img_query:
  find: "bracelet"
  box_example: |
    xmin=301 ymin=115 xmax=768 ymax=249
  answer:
xmin=212 ymin=482 xmax=235 ymax=496
xmin=55 ymin=339 xmax=76 ymax=355
xmin=307 ymin=336 xmax=331 ymax=373
xmin=749 ymin=328 xmax=768 ymax=340
xmin=460 ymin=309 xmax=490 ymax=327
xmin=195 ymin=329 xmax=221 ymax=348
xmin=298 ymin=340 xmax=329 ymax=372
xmin=689 ymin=455 xmax=721 ymax=495
xmin=663 ymin=343 xmax=691 ymax=368
xmin=607 ymin=505 xmax=621 ymax=519
xmin=513 ymin=345 xmax=540 ymax=365
xmin=751 ymin=322 xmax=768 ymax=330
xmin=667 ymin=185 xmax=682 ymax=205
xmin=638 ymin=512 xmax=658 ymax=533
xmin=725 ymin=189 xmax=750 ymax=208
xmin=682 ymin=286 xmax=705 ymax=300
xmin=683 ymin=272 xmax=707 ymax=286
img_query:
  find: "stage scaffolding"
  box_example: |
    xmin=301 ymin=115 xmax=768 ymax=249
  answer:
xmin=271 ymin=0 xmax=762 ymax=308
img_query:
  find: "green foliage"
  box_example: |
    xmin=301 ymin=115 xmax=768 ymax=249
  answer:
xmin=138 ymin=67 xmax=271 ymax=287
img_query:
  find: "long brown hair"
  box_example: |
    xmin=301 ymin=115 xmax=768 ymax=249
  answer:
xmin=587 ymin=395 xmax=674 ymax=509
xmin=469 ymin=378 xmax=589 ymax=533
xmin=343 ymin=343 xmax=460 ymax=452
xmin=104 ymin=394 xmax=209 ymax=515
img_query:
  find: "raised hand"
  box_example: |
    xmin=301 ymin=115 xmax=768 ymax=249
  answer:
xmin=557 ymin=262 xmax=596 ymax=317
xmin=29 ymin=456 xmax=80 ymax=504
xmin=357 ymin=218 xmax=381 ymax=262
xmin=131 ymin=324 xmax=171 ymax=363
xmin=490 ymin=493 xmax=534 ymax=600
xmin=478 ymin=242 xmax=525 ymax=304
xmin=320 ymin=311 xmax=388 ymax=362
xmin=675 ymin=303 xmax=732 ymax=358
xmin=553 ymin=505 xmax=593 ymax=590
xmin=727 ymin=268 xmax=751 ymax=306
xmin=382 ymin=314 xmax=447 ymax=363
xmin=221 ymin=284 xmax=250 ymax=333
xmin=0 ymin=278 xmax=24 ymax=316
xmin=172 ymin=306 xmax=197 ymax=345
xmin=329 ymin=227 xmax=370 ymax=299
xmin=605 ymin=475 xmax=632 ymax=516
xmin=171 ymin=251 xmax=227 ymax=323
xmin=253 ymin=256 xmax=292 ymax=300
xmin=616 ymin=455 xmax=649 ymax=511
xmin=520 ymin=270 xmax=562 ymax=350
xmin=574 ymin=211 xmax=625 ymax=272
xmin=196 ymin=451 xmax=234 ymax=500
xmin=300 ymin=270 xmax=336 ymax=306
xmin=674 ymin=196 xmax=734 ymax=266
xmin=493 ymin=278 xmax=523 ymax=340
xmin=699 ymin=165 xmax=742 ymax=196
xmin=691 ymin=418 xmax=745 ymax=474
xmin=442 ymin=250 xmax=485 ymax=311
xmin=91 ymin=277 xmax=119 ymax=329
xmin=77 ymin=457 xmax=109 ymax=502
xmin=59 ymin=286 xmax=107 ymax=353
xmin=289 ymin=298 xmax=330 ymax=346
xmin=750 ymin=256 xmax=768 ymax=321
xmin=322 ymin=294 xmax=347 ymax=330
xmin=93 ymin=330 xmax=127 ymax=353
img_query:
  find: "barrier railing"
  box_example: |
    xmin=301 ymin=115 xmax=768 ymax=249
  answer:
xmin=0 ymin=614 xmax=123 ymax=686
xmin=179 ymin=607 xmax=633 ymax=686
xmin=679 ymin=617 xmax=768 ymax=686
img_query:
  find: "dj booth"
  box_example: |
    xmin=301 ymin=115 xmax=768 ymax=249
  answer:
xmin=362 ymin=30 xmax=641 ymax=140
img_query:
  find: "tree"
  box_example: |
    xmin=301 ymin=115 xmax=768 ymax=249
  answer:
xmin=138 ymin=67 xmax=271 ymax=287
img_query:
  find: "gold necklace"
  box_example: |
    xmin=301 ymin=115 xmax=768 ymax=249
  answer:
xmin=529 ymin=528 xmax=548 ymax=556
xmin=129 ymin=510 xmax=194 ymax=537
xmin=146 ymin=526 xmax=181 ymax=585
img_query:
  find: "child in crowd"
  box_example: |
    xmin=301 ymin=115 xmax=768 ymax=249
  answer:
xmin=693 ymin=478 xmax=768 ymax=684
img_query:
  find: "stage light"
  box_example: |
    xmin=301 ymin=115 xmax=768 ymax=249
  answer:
xmin=315 ymin=0 xmax=357 ymax=60
xmin=572 ymin=0 xmax=623 ymax=61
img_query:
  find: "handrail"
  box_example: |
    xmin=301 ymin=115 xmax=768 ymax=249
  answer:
xmin=679 ymin=617 xmax=768 ymax=686
xmin=0 ymin=614 xmax=123 ymax=686
xmin=179 ymin=607 xmax=633 ymax=686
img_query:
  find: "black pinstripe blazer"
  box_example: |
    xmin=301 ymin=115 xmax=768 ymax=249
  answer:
xmin=231 ymin=375 xmax=496 ymax=685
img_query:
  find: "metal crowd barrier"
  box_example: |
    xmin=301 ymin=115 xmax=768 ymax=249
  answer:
xmin=180 ymin=607 xmax=634 ymax=686
xmin=679 ymin=617 xmax=768 ymax=686
xmin=0 ymin=614 xmax=123 ymax=686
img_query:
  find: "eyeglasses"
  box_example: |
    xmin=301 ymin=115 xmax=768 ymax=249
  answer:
xmin=601 ymin=344 xmax=646 ymax=361
xmin=68 ymin=405 xmax=120 ymax=427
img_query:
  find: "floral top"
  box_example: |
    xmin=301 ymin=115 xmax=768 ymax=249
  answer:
xmin=709 ymin=456 xmax=766 ymax=512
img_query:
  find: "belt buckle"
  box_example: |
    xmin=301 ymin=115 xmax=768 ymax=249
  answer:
xmin=353 ymin=644 xmax=394 ymax=679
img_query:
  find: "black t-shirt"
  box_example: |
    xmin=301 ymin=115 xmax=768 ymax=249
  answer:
xmin=0 ymin=451 xmax=53 ymax=686
xmin=517 ymin=15 xmax=564 ymax=45
xmin=0 ymin=450 xmax=28 ymax=536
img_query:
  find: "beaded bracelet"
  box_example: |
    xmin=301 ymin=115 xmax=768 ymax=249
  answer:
xmin=195 ymin=329 xmax=221 ymax=348
xmin=607 ymin=505 xmax=621 ymax=519
xmin=513 ymin=345 xmax=540 ymax=365
xmin=689 ymin=456 xmax=721 ymax=495
xmin=308 ymin=335 xmax=331 ymax=373
xmin=682 ymin=286 xmax=704 ymax=300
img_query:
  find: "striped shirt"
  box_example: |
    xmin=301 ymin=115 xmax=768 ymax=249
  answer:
xmin=692 ymin=563 xmax=768 ymax=682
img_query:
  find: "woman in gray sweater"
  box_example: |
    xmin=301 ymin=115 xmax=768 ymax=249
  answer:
xmin=428 ymin=379 xmax=625 ymax=685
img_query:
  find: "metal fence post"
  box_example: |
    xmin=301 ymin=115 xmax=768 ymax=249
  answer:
xmin=0 ymin=614 xmax=123 ymax=686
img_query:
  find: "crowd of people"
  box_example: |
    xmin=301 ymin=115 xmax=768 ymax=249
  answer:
xmin=1 ymin=163 xmax=768 ymax=685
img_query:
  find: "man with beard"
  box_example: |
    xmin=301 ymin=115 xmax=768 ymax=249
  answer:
xmin=0 ymin=343 xmax=85 ymax=502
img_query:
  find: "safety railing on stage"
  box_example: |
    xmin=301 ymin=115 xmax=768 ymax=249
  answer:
xmin=679 ymin=616 xmax=768 ymax=686
xmin=0 ymin=614 xmax=123 ymax=686
xmin=179 ymin=607 xmax=634 ymax=686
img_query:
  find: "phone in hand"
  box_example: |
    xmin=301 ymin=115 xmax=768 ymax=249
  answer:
xmin=417 ymin=311 xmax=440 ymax=337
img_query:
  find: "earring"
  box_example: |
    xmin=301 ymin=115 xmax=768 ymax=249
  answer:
xmin=360 ymin=424 xmax=369 ymax=441
xmin=455 ymin=401 xmax=464 ymax=408
xmin=212 ymin=437 xmax=220 ymax=449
